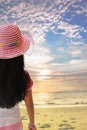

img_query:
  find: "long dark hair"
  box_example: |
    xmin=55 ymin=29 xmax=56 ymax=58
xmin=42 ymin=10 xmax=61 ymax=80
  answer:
xmin=0 ymin=55 xmax=27 ymax=108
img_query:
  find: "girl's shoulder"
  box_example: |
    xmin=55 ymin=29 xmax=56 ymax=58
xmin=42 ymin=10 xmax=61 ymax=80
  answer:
xmin=24 ymin=70 xmax=33 ymax=91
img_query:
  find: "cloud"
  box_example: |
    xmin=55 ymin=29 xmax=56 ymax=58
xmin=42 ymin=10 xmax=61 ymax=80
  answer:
xmin=62 ymin=71 xmax=87 ymax=88
xmin=70 ymin=41 xmax=84 ymax=45
xmin=68 ymin=44 xmax=87 ymax=59
xmin=0 ymin=0 xmax=87 ymax=78
xmin=57 ymin=46 xmax=82 ymax=58
xmin=72 ymin=1 xmax=87 ymax=15
xmin=69 ymin=59 xmax=82 ymax=64
xmin=68 ymin=46 xmax=82 ymax=57
xmin=0 ymin=0 xmax=85 ymax=38
xmin=57 ymin=47 xmax=65 ymax=52
xmin=58 ymin=21 xmax=82 ymax=39
xmin=25 ymin=44 xmax=53 ymax=69
xmin=70 ymin=50 xmax=82 ymax=57
xmin=49 ymin=58 xmax=87 ymax=74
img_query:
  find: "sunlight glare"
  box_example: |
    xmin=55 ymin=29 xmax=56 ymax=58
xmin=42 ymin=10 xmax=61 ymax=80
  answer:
xmin=39 ymin=69 xmax=51 ymax=75
xmin=38 ymin=92 xmax=49 ymax=102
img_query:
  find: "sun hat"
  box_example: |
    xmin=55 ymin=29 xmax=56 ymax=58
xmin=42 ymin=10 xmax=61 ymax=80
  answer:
xmin=0 ymin=24 xmax=34 ymax=59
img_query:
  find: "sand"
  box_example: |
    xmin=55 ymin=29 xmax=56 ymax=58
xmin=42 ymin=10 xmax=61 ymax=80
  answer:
xmin=20 ymin=106 xmax=87 ymax=130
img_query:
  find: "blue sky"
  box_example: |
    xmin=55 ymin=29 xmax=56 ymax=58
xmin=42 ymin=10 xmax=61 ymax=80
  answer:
xmin=0 ymin=0 xmax=87 ymax=91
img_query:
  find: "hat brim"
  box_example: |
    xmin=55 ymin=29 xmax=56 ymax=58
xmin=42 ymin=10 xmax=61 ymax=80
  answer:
xmin=0 ymin=34 xmax=33 ymax=59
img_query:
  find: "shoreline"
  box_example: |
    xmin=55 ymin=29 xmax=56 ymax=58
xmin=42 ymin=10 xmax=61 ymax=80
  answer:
xmin=20 ymin=104 xmax=87 ymax=108
xmin=35 ymin=104 xmax=87 ymax=108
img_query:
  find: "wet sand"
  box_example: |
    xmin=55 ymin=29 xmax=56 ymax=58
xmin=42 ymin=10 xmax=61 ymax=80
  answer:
xmin=20 ymin=106 xmax=87 ymax=130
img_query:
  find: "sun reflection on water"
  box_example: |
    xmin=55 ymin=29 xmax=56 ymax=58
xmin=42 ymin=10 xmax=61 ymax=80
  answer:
xmin=37 ymin=92 xmax=49 ymax=104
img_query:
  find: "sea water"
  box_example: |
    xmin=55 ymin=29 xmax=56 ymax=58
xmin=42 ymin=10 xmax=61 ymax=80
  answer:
xmin=33 ymin=91 xmax=87 ymax=107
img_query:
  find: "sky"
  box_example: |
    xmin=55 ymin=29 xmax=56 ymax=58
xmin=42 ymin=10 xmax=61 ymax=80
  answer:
xmin=0 ymin=0 xmax=87 ymax=92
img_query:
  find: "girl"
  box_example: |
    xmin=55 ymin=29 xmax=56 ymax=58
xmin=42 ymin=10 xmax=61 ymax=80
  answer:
xmin=0 ymin=24 xmax=37 ymax=130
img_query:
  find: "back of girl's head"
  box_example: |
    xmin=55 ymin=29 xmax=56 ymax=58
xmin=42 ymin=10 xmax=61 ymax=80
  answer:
xmin=0 ymin=55 xmax=27 ymax=108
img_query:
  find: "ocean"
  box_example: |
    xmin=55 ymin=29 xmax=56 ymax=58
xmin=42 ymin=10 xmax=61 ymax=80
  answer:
xmin=32 ymin=91 xmax=87 ymax=107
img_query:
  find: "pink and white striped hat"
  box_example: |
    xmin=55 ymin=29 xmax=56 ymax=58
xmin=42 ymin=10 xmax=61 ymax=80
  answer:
xmin=0 ymin=24 xmax=34 ymax=59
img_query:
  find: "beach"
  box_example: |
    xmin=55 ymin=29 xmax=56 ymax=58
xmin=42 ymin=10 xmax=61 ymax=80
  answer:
xmin=21 ymin=105 xmax=87 ymax=130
